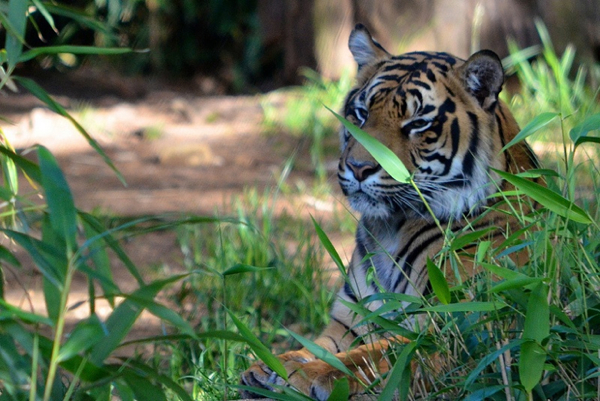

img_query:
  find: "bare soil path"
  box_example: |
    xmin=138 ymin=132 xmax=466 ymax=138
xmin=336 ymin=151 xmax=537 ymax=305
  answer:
xmin=0 ymin=70 xmax=351 ymax=351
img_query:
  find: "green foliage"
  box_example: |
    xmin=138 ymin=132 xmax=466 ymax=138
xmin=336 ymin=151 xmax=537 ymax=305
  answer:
xmin=0 ymin=3 xmax=228 ymax=400
xmin=503 ymin=19 xmax=600 ymax=143
xmin=171 ymin=188 xmax=335 ymax=399
xmin=262 ymin=69 xmax=353 ymax=182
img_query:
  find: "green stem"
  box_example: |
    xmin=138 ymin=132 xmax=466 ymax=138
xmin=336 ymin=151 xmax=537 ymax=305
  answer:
xmin=43 ymin=254 xmax=75 ymax=401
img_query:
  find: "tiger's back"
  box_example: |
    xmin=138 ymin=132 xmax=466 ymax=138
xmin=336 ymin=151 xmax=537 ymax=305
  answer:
xmin=241 ymin=24 xmax=537 ymax=400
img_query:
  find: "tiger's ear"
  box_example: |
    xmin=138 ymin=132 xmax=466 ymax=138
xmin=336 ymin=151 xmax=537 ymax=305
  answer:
xmin=349 ymin=23 xmax=390 ymax=70
xmin=459 ymin=50 xmax=504 ymax=110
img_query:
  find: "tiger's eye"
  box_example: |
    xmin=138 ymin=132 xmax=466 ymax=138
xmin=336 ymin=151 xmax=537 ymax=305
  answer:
xmin=411 ymin=119 xmax=429 ymax=128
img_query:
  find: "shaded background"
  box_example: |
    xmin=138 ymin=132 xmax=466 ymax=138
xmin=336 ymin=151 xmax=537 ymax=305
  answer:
xmin=17 ymin=0 xmax=600 ymax=93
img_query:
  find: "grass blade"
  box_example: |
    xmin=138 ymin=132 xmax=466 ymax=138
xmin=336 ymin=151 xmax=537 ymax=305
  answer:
xmin=327 ymin=107 xmax=411 ymax=183
xmin=378 ymin=341 xmax=417 ymax=401
xmin=228 ymin=309 xmax=288 ymax=381
xmin=495 ymin=169 xmax=592 ymax=224
xmin=501 ymin=112 xmax=558 ymax=152
xmin=312 ymin=216 xmax=347 ymax=279
xmin=286 ymin=330 xmax=354 ymax=377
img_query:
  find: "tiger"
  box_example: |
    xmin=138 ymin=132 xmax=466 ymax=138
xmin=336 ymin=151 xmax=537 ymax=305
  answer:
xmin=240 ymin=23 xmax=538 ymax=400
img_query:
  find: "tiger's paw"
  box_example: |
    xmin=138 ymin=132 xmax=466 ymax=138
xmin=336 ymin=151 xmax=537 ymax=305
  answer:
xmin=240 ymin=354 xmax=362 ymax=400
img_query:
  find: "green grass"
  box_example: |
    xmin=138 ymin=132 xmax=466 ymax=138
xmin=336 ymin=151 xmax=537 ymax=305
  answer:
xmin=261 ymin=68 xmax=353 ymax=182
xmin=166 ymin=187 xmax=337 ymax=399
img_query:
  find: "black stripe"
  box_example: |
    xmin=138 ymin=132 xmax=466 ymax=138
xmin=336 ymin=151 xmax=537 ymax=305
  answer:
xmin=395 ymin=222 xmax=439 ymax=263
xmin=426 ymin=69 xmax=437 ymax=83
xmin=412 ymin=80 xmax=431 ymax=90
xmin=324 ymin=335 xmax=341 ymax=353
xmin=343 ymin=282 xmax=358 ymax=302
xmin=463 ymin=112 xmax=480 ymax=177
xmin=330 ymin=316 xmax=364 ymax=344
xmin=403 ymin=232 xmax=444 ymax=277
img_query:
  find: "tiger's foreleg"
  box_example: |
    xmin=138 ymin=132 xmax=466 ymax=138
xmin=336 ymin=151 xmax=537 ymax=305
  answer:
xmin=239 ymin=312 xmax=409 ymax=400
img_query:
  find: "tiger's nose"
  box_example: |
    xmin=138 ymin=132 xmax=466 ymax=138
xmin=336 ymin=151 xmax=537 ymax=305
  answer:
xmin=346 ymin=161 xmax=379 ymax=182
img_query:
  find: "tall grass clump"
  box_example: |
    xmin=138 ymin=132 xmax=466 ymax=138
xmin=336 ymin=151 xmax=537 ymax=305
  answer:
xmin=262 ymin=68 xmax=353 ymax=182
xmin=503 ymin=19 xmax=600 ymax=144
xmin=170 ymin=187 xmax=336 ymax=400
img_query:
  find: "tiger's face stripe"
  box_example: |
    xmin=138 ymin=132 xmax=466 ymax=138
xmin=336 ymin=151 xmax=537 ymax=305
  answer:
xmin=339 ymin=47 xmax=510 ymax=221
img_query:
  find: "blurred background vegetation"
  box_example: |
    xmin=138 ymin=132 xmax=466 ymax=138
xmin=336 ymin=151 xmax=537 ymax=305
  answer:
xmin=12 ymin=0 xmax=600 ymax=93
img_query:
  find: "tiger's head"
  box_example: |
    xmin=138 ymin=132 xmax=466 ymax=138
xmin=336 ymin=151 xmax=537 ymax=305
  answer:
xmin=339 ymin=24 xmax=515 ymax=221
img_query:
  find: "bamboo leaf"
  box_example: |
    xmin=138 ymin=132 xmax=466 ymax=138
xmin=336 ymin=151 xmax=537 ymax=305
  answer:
xmin=327 ymin=107 xmax=411 ymax=183
xmin=519 ymin=340 xmax=546 ymax=393
xmin=465 ymin=339 xmax=526 ymax=386
xmin=0 ymin=299 xmax=53 ymax=326
xmin=89 ymin=275 xmax=188 ymax=364
xmin=31 ymin=0 xmax=57 ymax=32
xmin=574 ymin=136 xmax=600 ymax=149
xmin=490 ymin=276 xmax=543 ymax=293
xmin=122 ymin=371 xmax=167 ymax=401
xmin=569 ymin=113 xmax=600 ymax=143
xmin=501 ymin=112 xmax=558 ymax=152
xmin=0 ymin=244 xmax=20 ymax=267
xmin=0 ymin=145 xmax=42 ymax=184
xmin=495 ymin=169 xmax=592 ymax=224
xmin=81 ymin=218 xmax=119 ymax=306
xmin=4 ymin=0 xmax=28 ymax=71
xmin=523 ymin=283 xmax=549 ymax=342
xmin=121 ymin=360 xmax=194 ymax=401
xmin=38 ymin=146 xmax=78 ymax=254
xmin=327 ymin=377 xmax=350 ymax=401
xmin=19 ymin=45 xmax=137 ymax=63
xmin=142 ymin=300 xmax=196 ymax=337
xmin=1 ymin=229 xmax=64 ymax=287
xmin=58 ymin=315 xmax=104 ymax=362
xmin=425 ymin=258 xmax=450 ymax=305
xmin=519 ymin=283 xmax=549 ymax=393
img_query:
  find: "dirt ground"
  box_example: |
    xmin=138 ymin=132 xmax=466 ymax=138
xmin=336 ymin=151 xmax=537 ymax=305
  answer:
xmin=0 ymin=69 xmax=351 ymax=347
